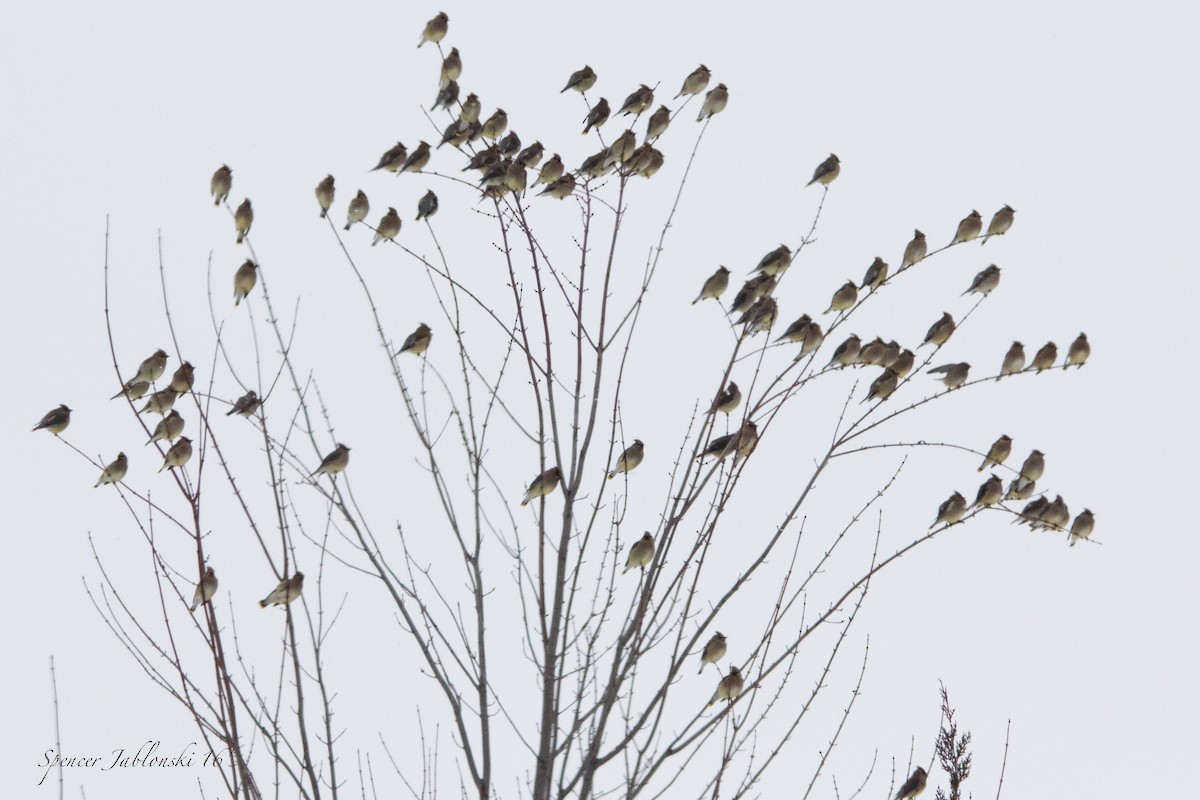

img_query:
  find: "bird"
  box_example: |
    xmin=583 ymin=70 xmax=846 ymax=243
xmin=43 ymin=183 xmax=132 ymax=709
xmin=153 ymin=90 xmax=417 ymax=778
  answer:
xmin=481 ymin=109 xmax=508 ymax=140
xmin=707 ymin=382 xmax=741 ymax=415
xmin=226 ymin=390 xmax=261 ymax=417
xmin=189 ymin=566 xmax=218 ymax=612
xmin=417 ymin=12 xmax=448 ymax=47
xmin=740 ymin=297 xmax=778 ymax=335
xmin=608 ymin=440 xmax=644 ymax=479
xmin=617 ymin=85 xmax=654 ymax=117
xmin=951 ymin=210 xmax=983 ymax=244
xmin=693 ymin=266 xmax=730 ymax=304
xmin=312 ymin=444 xmax=351 ymax=477
xmin=373 ymin=207 xmax=401 ymax=245
xmin=159 ymin=436 xmax=193 ymax=472
xmin=732 ymin=420 xmax=759 ymax=461
xmin=400 ymin=141 xmax=432 ymax=174
xmin=578 ymin=149 xmax=611 ymax=179
xmin=827 ymin=334 xmax=861 ymax=368
xmin=315 ymin=174 xmax=335 ymax=218
xmin=646 ymin=105 xmax=671 ymax=140
xmin=932 ymin=491 xmax=967 ymax=527
xmin=697 ymin=432 xmax=736 ymax=461
xmin=32 ymin=404 xmax=71 ymax=434
xmin=928 ymin=362 xmax=970 ymax=389
xmin=234 ymin=199 xmax=253 ymax=244
xmin=371 ymin=142 xmax=408 ymax=172
xmin=497 ymin=130 xmax=522 ymax=158
xmin=111 ymin=380 xmax=150 ymax=401
xmin=561 ymin=65 xmax=597 ymax=93
xmin=921 ymin=313 xmax=956 ymax=348
xmin=504 ymin=162 xmax=528 ymax=195
xmin=260 ymin=572 xmax=304 ymax=607
xmin=894 ymin=767 xmax=928 ymax=799
xmin=675 ymin=65 xmax=711 ymax=99
xmin=1015 ymin=496 xmax=1050 ymax=526
xmin=963 ymin=264 xmax=1001 ymax=296
xmin=520 ymin=466 xmax=562 ymax=506
xmin=623 ymin=532 xmax=655 ymax=574
xmin=797 ymin=321 xmax=826 ymax=357
xmin=345 ymin=190 xmax=370 ymax=230
xmin=807 ymin=154 xmax=840 ymax=186
xmin=539 ymin=174 xmax=576 ymax=199
xmin=1069 ymin=509 xmax=1095 ymax=547
xmin=708 ymin=665 xmax=744 ymax=706
xmin=971 ymin=474 xmax=1004 ymax=508
xmin=582 ymin=98 xmax=610 ymax=134
xmin=697 ymin=83 xmax=728 ymax=121
xmin=605 ymin=129 xmax=638 ymax=166
xmin=857 ymin=337 xmax=888 ymax=366
xmin=982 ymin=205 xmax=1015 ymax=244
xmin=431 ymin=79 xmax=459 ymax=112
xmin=147 ymin=409 xmax=185 ymax=445
xmin=900 ymin=230 xmax=927 ymax=268
xmin=1031 ymin=342 xmax=1057 ymax=373
xmin=416 ymin=190 xmax=439 ymax=222
xmin=632 ymin=147 xmax=664 ymax=178
xmin=461 ymin=93 xmax=482 ymax=123
xmin=535 ymin=155 xmax=564 ymax=187
xmin=999 ymin=341 xmax=1025 ymax=379
xmin=438 ymin=47 xmax=461 ymax=86
xmin=863 ymin=368 xmax=899 ymax=403
xmin=169 ymin=362 xmax=195 ymax=393
xmin=1032 ymin=495 xmax=1070 ymax=532
xmin=129 ymin=349 xmax=169 ymax=385
xmin=94 ymin=452 xmax=128 ymax=487
xmin=750 ymin=244 xmax=792 ymax=276
xmin=1015 ymin=450 xmax=1045 ymax=491
xmin=437 ymin=118 xmax=471 ymax=150
xmin=697 ymin=632 xmax=727 ymax=673
xmin=1006 ymin=478 xmax=1036 ymax=501
xmin=1065 ymin=333 xmax=1090 ymax=368
xmin=824 ymin=280 xmax=858 ymax=315
xmin=728 ymin=275 xmax=775 ymax=315
xmin=860 ymin=257 xmax=888 ymax=290
xmin=139 ymin=388 xmax=178 ymax=416
xmin=211 ymin=165 xmax=232 ymax=206
xmin=776 ymin=314 xmax=814 ymax=344
xmin=517 ymin=141 xmax=545 ymax=169
xmin=978 ymin=434 xmax=1012 ymax=471
xmin=396 ymin=323 xmax=432 ymax=356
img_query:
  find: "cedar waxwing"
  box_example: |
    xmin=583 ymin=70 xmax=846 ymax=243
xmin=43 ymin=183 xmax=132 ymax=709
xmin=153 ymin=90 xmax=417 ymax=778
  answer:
xmin=312 ymin=444 xmax=351 ymax=477
xmin=634 ymin=148 xmax=664 ymax=178
xmin=608 ymin=440 xmax=645 ymax=479
xmin=159 ymin=436 xmax=193 ymax=472
xmin=497 ymin=130 xmax=522 ymax=158
xmin=827 ymin=334 xmax=861 ymax=368
xmin=646 ymin=105 xmax=671 ymax=140
xmin=963 ymin=264 xmax=1000 ymax=296
xmin=535 ymin=155 xmax=564 ymax=187
xmin=478 ymin=159 xmax=511 ymax=189
xmin=169 ymin=362 xmax=195 ymax=394
xmin=520 ymin=466 xmax=562 ymax=505
xmin=416 ymin=190 xmax=439 ymax=221
xmin=147 ymin=409 xmax=185 ymax=445
xmin=932 ymin=491 xmax=967 ymax=527
xmin=190 ymin=566 xmax=218 ymax=612
xmin=463 ymin=146 xmax=499 ymax=172
xmin=1015 ymin=496 xmax=1049 ymax=526
xmin=751 ymin=244 xmax=792 ymax=276
xmin=693 ymin=266 xmax=730 ymax=304
xmin=1065 ymin=333 xmax=1090 ymax=369
xmin=697 ymin=432 xmax=736 ymax=461
xmin=605 ymin=129 xmax=638 ymax=166
xmin=776 ymin=314 xmax=813 ymax=343
xmin=1006 ymin=478 xmax=1035 ymax=501
xmin=618 ymin=85 xmax=654 ymax=116
xmin=860 ymin=257 xmax=889 ymax=290
xmin=928 ymin=362 xmax=970 ymax=389
xmin=400 ymin=141 xmax=432 ymax=174
xmin=139 ymin=388 xmax=178 ymax=416
xmin=707 ymin=382 xmax=741 ymax=415
xmin=345 ymin=190 xmax=370 ymax=230
xmin=1031 ymin=342 xmax=1057 ymax=373
xmin=951 ymin=210 xmax=983 ymax=244
xmin=1069 ymin=509 xmax=1095 ymax=547
xmin=697 ymin=83 xmax=728 ymax=121
xmin=999 ymin=341 xmax=1025 ymax=379
xmin=517 ymin=141 xmax=545 ymax=169
xmin=982 ymin=205 xmax=1015 ymax=244
xmin=795 ymin=321 xmax=825 ymax=359
xmin=505 ymin=161 xmax=527 ymax=194
xmin=226 ymin=389 xmax=261 ymax=417
xmin=111 ymin=380 xmax=150 ymax=401
xmin=858 ymin=337 xmax=888 ymax=366
xmin=978 ymin=434 xmax=1012 ymax=471
xmin=538 ymin=174 xmax=576 ymax=199
xmin=971 ymin=474 xmax=1004 ymax=508
xmin=807 ymin=154 xmax=840 ymax=187
xmin=233 ymin=259 xmax=258 ymax=306
xmin=481 ymin=109 xmax=508 ymax=140
xmin=582 ymin=98 xmax=611 ymax=134
xmin=33 ymin=404 xmax=71 ymax=434
xmin=94 ymin=452 xmax=128 ymax=487
xmin=894 ymin=767 xmax=928 ymax=799
xmin=396 ymin=323 xmax=432 ymax=356
xmin=921 ymin=312 xmax=956 ymax=348
xmin=1016 ymin=450 xmax=1044 ymax=491
xmin=901 ymin=230 xmax=927 ymax=269
xmin=708 ymin=666 xmax=744 ymax=706
xmin=623 ymin=532 xmax=655 ymax=574
xmin=372 ymin=207 xmax=401 ymax=245
xmin=372 ymin=142 xmax=408 ymax=172
xmin=880 ymin=341 xmax=902 ymax=369
xmin=234 ymin=199 xmax=253 ymax=244
xmin=1032 ymin=495 xmax=1069 ymax=532
xmin=675 ymin=65 xmax=711 ymax=99
xmin=733 ymin=420 xmax=759 ymax=460
xmin=417 ymin=12 xmax=448 ymax=47
xmin=461 ymin=93 xmax=482 ymax=123
xmin=891 ymin=348 xmax=915 ymax=378
xmin=260 ymin=572 xmax=304 ymax=607
xmin=728 ymin=274 xmax=775 ymax=315
xmin=578 ymin=149 xmax=611 ymax=179
xmin=561 ymin=65 xmax=597 ymax=94
xmin=824 ymin=280 xmax=858 ymax=315
xmin=315 ymin=175 xmax=335 ymax=218
xmin=431 ymin=79 xmax=459 ymax=112
xmin=740 ymin=296 xmax=778 ymax=335
xmin=439 ymin=47 xmax=461 ymax=86
xmin=211 ymin=165 xmax=232 ymax=206
xmin=698 ymin=632 xmax=727 ymax=673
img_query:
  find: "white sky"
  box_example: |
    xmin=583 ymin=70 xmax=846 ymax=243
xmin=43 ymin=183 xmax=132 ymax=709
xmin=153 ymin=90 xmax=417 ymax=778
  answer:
xmin=3 ymin=1 xmax=1199 ymax=797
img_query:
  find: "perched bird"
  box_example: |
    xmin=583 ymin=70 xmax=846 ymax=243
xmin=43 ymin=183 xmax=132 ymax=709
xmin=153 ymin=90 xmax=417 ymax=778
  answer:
xmin=497 ymin=130 xmax=522 ymax=158
xmin=226 ymin=390 xmax=261 ymax=416
xmin=880 ymin=341 xmax=902 ymax=369
xmin=461 ymin=93 xmax=482 ymax=123
xmin=707 ymin=382 xmax=741 ymax=415
xmin=517 ymin=141 xmax=545 ymax=169
xmin=234 ymin=199 xmax=254 ymax=244
xmin=999 ymin=341 xmax=1025 ymax=379
xmin=863 ymin=368 xmax=900 ymax=403
xmin=578 ymin=149 xmax=611 ymax=179
xmin=978 ymin=434 xmax=1012 ymax=472
xmin=538 ymin=174 xmax=576 ymax=199
xmin=697 ymin=432 xmax=736 ymax=461
xmin=894 ymin=767 xmax=928 ymax=800
xmin=1006 ymin=478 xmax=1036 ymax=501
xmin=928 ymin=362 xmax=971 ymax=389
xmin=795 ymin=321 xmax=825 ymax=359
xmin=860 ymin=257 xmax=889 ymax=290
xmin=617 ymin=84 xmax=654 ymax=117
xmin=807 ymin=153 xmax=840 ymax=186
xmin=169 ymin=362 xmax=195 ymax=394
xmin=932 ymin=491 xmax=968 ymax=527
xmin=439 ymin=48 xmax=461 ymax=86
xmin=1015 ymin=496 xmax=1049 ymax=526
xmin=561 ymin=65 xmax=597 ymax=94
xmin=259 ymin=572 xmax=304 ymax=607
xmin=190 ymin=566 xmax=218 ymax=612
xmin=733 ymin=420 xmax=759 ymax=461
xmin=900 ymin=229 xmax=927 ymax=269
xmin=211 ymin=165 xmax=232 ymax=206
xmin=32 ymin=404 xmax=71 ymax=434
xmin=708 ymin=665 xmax=744 ymax=706
xmin=824 ymin=280 xmax=858 ymax=315
xmin=582 ymin=98 xmax=610 ymax=134
xmin=697 ymin=631 xmax=727 ymax=673
xmin=1069 ymin=509 xmax=1095 ymax=547
xmin=232 ymin=259 xmax=259 ymax=306
xmin=139 ymin=388 xmax=178 ymax=416
xmin=416 ymin=190 xmax=439 ymax=221
xmin=982 ymin=205 xmax=1015 ymax=244
xmin=159 ymin=436 xmax=193 ymax=472
xmin=728 ymin=274 xmax=775 ymax=315
xmin=373 ymin=207 xmax=401 ymax=245
xmin=675 ymin=65 xmax=711 ymax=99
xmin=951 ymin=210 xmax=983 ymax=244
xmin=827 ymin=334 xmax=861 ymax=368
xmin=431 ymin=79 xmax=459 ymax=111
xmin=776 ymin=314 xmax=814 ymax=344
xmin=505 ymin=162 xmax=528 ymax=194
xmin=623 ymin=532 xmax=655 ymax=574
xmin=1065 ymin=333 xmax=1090 ymax=369
xmin=520 ymin=466 xmax=562 ymax=506
xmin=396 ymin=323 xmax=432 ymax=356
xmin=345 ymin=190 xmax=370 ymax=230
xmin=858 ymin=337 xmax=888 ymax=366
xmin=478 ymin=159 xmax=511 ymax=189
xmin=94 ymin=452 xmax=128 ymax=487
xmin=481 ymin=109 xmax=508 ymax=140
xmin=891 ymin=348 xmax=916 ymax=378
xmin=535 ymin=154 xmax=564 ymax=187
xmin=1031 ymin=342 xmax=1058 ymax=373
xmin=111 ymin=380 xmax=150 ymax=401
xmin=371 ymin=142 xmax=408 ymax=172
xmin=751 ymin=244 xmax=792 ymax=276
xmin=1015 ymin=450 xmax=1045 ymax=491
xmin=605 ymin=129 xmax=638 ymax=166
xmin=971 ymin=474 xmax=1004 ymax=508
xmin=1034 ymin=495 xmax=1070 ymax=533
xmin=921 ymin=312 xmax=956 ymax=348
xmin=740 ymin=296 xmax=778 ymax=335
xmin=693 ymin=266 xmax=730 ymax=304
xmin=634 ymin=148 xmax=665 ymax=178
xmin=400 ymin=141 xmax=432 ymax=174
xmin=312 ymin=444 xmax=351 ymax=477
xmin=697 ymin=83 xmax=728 ymax=121
xmin=608 ymin=440 xmax=645 ymax=479
xmin=646 ymin=105 xmax=671 ymax=140
xmin=963 ymin=264 xmax=1001 ymax=296
xmin=417 ymin=11 xmax=448 ymax=47
xmin=315 ymin=175 xmax=335 ymax=218
xmin=147 ymin=409 xmax=185 ymax=445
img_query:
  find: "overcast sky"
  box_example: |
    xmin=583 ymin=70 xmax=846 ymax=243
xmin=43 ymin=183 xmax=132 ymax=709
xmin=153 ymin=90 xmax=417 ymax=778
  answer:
xmin=3 ymin=1 xmax=1199 ymax=797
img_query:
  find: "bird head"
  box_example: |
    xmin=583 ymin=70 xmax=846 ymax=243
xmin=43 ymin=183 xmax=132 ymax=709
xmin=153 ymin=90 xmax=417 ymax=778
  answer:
xmin=633 ymin=439 xmax=643 ymax=447
xmin=715 ymin=632 xmax=725 ymax=640
xmin=913 ymin=229 xmax=924 ymax=238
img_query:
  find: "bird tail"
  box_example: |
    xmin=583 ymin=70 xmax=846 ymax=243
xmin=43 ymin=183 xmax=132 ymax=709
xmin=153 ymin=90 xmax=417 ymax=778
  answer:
xmin=344 ymin=222 xmax=352 ymax=231
xmin=235 ymin=293 xmax=242 ymax=307
xmin=214 ymin=198 xmax=220 ymax=207
xmin=607 ymin=471 xmax=615 ymax=480
xmin=237 ymin=232 xmax=245 ymax=244
xmin=259 ymin=599 xmax=269 ymax=608
xmin=980 ymin=236 xmax=990 ymax=246
xmin=225 ymin=407 xmax=237 ymax=416
xmin=189 ymin=601 xmax=199 ymax=613
xmin=320 ymin=208 xmax=328 ymax=218
xmin=520 ymin=498 xmax=529 ymax=507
